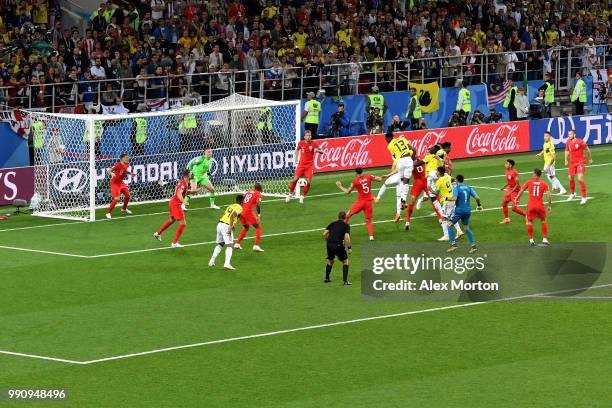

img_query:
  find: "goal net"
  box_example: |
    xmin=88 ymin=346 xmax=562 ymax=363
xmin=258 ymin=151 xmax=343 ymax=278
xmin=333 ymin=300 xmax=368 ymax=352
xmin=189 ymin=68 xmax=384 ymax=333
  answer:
xmin=24 ymin=94 xmax=300 ymax=221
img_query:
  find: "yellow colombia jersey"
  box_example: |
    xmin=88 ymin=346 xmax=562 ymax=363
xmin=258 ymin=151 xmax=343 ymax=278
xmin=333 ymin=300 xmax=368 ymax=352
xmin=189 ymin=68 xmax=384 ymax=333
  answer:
xmin=424 ymin=153 xmax=443 ymax=173
xmin=387 ymin=137 xmax=412 ymax=162
xmin=220 ymin=204 xmax=242 ymax=226
xmin=542 ymin=140 xmax=555 ymax=165
xmin=435 ymin=174 xmax=453 ymax=203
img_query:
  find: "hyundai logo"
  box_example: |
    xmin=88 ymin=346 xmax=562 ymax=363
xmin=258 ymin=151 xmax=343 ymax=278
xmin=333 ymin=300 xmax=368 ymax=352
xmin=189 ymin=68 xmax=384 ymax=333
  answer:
xmin=53 ymin=168 xmax=88 ymax=193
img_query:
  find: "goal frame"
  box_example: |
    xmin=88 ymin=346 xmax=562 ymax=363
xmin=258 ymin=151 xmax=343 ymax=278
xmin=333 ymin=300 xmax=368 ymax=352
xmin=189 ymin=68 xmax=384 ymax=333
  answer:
xmin=27 ymin=98 xmax=301 ymax=222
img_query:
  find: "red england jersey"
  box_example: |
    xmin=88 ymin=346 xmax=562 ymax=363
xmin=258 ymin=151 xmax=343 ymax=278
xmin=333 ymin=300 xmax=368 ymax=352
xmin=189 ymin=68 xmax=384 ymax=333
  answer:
xmin=242 ymin=189 xmax=262 ymax=212
xmin=566 ymin=138 xmax=586 ymax=164
xmin=111 ymin=162 xmax=130 ymax=184
xmin=352 ymin=174 xmax=375 ymax=201
xmin=524 ymin=178 xmax=549 ymax=208
xmin=505 ymin=169 xmax=520 ymax=191
xmin=297 ymin=140 xmax=319 ymax=167
xmin=413 ymin=161 xmax=426 ymax=183
xmin=170 ymin=179 xmax=188 ymax=206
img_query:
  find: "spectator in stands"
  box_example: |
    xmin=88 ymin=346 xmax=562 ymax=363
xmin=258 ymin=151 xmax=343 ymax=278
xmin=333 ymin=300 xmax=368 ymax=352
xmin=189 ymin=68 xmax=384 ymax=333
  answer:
xmin=515 ymin=87 xmax=530 ymax=120
xmin=530 ymin=89 xmax=547 ymax=119
xmin=387 ymin=115 xmax=409 ymax=133
xmin=101 ymin=82 xmax=121 ymax=107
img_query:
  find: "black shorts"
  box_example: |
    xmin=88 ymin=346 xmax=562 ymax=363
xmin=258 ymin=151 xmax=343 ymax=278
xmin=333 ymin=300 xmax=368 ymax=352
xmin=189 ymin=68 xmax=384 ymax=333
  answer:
xmin=327 ymin=244 xmax=348 ymax=261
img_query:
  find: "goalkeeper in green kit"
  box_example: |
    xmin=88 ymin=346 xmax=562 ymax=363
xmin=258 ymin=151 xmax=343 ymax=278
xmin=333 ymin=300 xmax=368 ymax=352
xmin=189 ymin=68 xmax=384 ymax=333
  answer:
xmin=183 ymin=149 xmax=220 ymax=210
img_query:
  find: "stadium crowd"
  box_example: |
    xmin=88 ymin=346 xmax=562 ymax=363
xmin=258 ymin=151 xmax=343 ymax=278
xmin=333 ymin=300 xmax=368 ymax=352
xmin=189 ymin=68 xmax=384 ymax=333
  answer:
xmin=0 ymin=0 xmax=610 ymax=113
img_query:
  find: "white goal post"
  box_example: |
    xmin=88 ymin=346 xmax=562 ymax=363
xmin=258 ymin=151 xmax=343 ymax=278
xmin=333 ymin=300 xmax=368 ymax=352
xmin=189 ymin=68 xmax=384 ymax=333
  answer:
xmin=24 ymin=94 xmax=301 ymax=221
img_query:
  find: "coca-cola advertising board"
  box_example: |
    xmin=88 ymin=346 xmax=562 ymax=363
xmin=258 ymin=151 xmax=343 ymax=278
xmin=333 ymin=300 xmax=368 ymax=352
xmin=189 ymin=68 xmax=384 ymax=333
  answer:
xmin=0 ymin=166 xmax=34 ymax=205
xmin=314 ymin=121 xmax=530 ymax=173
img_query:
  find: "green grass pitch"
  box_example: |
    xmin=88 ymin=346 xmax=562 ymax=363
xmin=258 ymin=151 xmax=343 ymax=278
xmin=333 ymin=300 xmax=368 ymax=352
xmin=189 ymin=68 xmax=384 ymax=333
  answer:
xmin=1 ymin=146 xmax=612 ymax=407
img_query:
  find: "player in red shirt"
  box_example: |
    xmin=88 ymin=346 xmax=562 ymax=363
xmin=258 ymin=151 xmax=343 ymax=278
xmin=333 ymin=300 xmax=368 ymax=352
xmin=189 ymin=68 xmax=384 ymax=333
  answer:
xmin=154 ymin=170 xmax=194 ymax=247
xmin=335 ymin=167 xmax=383 ymax=240
xmin=499 ymin=159 xmax=526 ymax=224
xmin=564 ymin=129 xmax=593 ymax=204
xmin=106 ymin=153 xmax=136 ymax=219
xmin=515 ymin=168 xmax=552 ymax=246
xmin=404 ymin=156 xmax=428 ymax=231
xmin=235 ymin=183 xmax=265 ymax=252
xmin=287 ymin=130 xmax=323 ymax=204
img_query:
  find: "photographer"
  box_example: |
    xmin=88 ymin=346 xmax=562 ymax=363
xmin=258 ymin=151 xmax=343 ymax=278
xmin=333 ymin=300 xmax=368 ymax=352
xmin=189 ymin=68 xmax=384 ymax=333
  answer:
xmin=366 ymin=107 xmax=384 ymax=134
xmin=387 ymin=115 xmax=409 ymax=133
xmin=485 ymin=108 xmax=503 ymax=123
xmin=328 ymin=103 xmax=350 ymax=138
xmin=448 ymin=111 xmax=463 ymax=127
xmin=470 ymin=110 xmax=487 ymax=125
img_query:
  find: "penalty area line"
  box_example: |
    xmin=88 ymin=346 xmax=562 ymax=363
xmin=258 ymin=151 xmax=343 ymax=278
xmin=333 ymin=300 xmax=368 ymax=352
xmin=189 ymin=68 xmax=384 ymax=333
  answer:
xmin=77 ymin=282 xmax=612 ymax=365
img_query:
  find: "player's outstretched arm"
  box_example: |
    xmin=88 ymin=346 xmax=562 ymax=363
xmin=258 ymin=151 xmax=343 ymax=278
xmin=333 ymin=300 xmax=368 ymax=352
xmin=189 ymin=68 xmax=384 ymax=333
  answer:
xmin=514 ymin=185 xmax=526 ymax=206
xmin=344 ymin=233 xmax=352 ymax=254
xmin=323 ymin=229 xmax=330 ymax=241
xmin=335 ymin=181 xmax=352 ymax=194
xmin=372 ymin=175 xmax=384 ymax=182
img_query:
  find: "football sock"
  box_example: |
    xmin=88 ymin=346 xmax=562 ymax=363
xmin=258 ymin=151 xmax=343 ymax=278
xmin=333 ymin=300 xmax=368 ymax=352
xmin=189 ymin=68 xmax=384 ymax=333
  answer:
xmin=342 ymin=265 xmax=349 ymax=282
xmin=541 ymin=222 xmax=548 ymax=238
xmin=289 ymin=180 xmax=297 ymax=194
xmin=527 ymin=224 xmax=534 ymax=240
xmin=211 ymin=244 xmax=222 ymax=262
xmin=396 ymin=196 xmax=402 ymax=214
xmin=554 ymin=178 xmax=566 ymax=192
xmin=224 ymin=246 xmax=233 ymax=264
xmin=377 ymin=184 xmax=387 ymax=199
xmin=157 ymin=220 xmax=173 ymax=234
xmin=401 ymin=183 xmax=409 ymax=202
xmin=254 ymin=226 xmax=262 ymax=245
xmin=236 ymin=225 xmax=249 ymax=244
xmin=448 ymin=225 xmax=456 ymax=245
xmin=466 ymin=228 xmax=475 ymax=245
xmin=432 ymin=200 xmax=443 ymax=217
xmin=441 ymin=220 xmax=448 ymax=237
xmin=209 ymin=191 xmax=216 ymax=206
xmin=502 ymin=202 xmax=509 ymax=218
xmin=512 ymin=206 xmax=526 ymax=217
xmin=302 ymin=183 xmax=310 ymax=196
xmin=579 ymin=180 xmax=587 ymax=197
xmin=172 ymin=224 xmax=185 ymax=244
xmin=455 ymin=223 xmax=462 ymax=234
xmin=122 ymin=194 xmax=130 ymax=210
xmin=108 ymin=199 xmax=117 ymax=214
xmin=365 ymin=220 xmax=373 ymax=237
xmin=406 ymin=202 xmax=415 ymax=222
xmin=569 ymin=179 xmax=576 ymax=194
xmin=325 ymin=264 xmax=332 ymax=280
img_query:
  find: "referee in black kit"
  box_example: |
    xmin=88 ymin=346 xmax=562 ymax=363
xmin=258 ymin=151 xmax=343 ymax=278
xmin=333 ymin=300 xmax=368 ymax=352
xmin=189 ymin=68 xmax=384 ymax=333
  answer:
xmin=323 ymin=211 xmax=352 ymax=285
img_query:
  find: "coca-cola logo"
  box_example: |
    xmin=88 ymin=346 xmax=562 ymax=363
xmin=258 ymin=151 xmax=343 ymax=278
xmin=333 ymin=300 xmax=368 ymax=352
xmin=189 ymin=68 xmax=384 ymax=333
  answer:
xmin=466 ymin=124 xmax=520 ymax=155
xmin=406 ymin=130 xmax=446 ymax=158
xmin=315 ymin=138 xmax=372 ymax=169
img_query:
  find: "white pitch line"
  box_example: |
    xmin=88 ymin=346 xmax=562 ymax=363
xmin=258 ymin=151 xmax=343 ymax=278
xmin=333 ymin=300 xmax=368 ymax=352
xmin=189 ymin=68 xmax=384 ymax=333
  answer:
xmin=0 ymin=195 xmax=595 ymax=259
xmin=0 ymin=161 xmax=609 ymax=234
xmin=0 ymin=245 xmax=89 ymax=258
xmin=0 ymin=349 xmax=85 ymax=365
xmin=2 ymin=282 xmax=610 ymax=365
xmin=76 ymin=282 xmax=612 ymax=365
xmin=534 ymin=295 xmax=612 ymax=300
xmin=78 ymin=195 xmax=596 ymax=259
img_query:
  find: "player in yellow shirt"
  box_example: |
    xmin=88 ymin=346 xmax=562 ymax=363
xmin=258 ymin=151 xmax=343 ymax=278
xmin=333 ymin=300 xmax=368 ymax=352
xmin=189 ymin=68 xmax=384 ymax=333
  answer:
xmin=435 ymin=167 xmax=457 ymax=241
xmin=536 ymin=131 xmax=566 ymax=194
xmin=377 ymin=132 xmax=412 ymax=221
xmin=209 ymin=195 xmax=244 ymax=270
xmin=385 ymin=132 xmax=414 ymax=212
xmin=417 ymin=144 xmax=445 ymax=210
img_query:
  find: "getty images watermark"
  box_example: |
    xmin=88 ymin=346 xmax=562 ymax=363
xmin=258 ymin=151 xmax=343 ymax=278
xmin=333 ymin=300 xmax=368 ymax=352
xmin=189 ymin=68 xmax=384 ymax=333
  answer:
xmin=361 ymin=243 xmax=610 ymax=302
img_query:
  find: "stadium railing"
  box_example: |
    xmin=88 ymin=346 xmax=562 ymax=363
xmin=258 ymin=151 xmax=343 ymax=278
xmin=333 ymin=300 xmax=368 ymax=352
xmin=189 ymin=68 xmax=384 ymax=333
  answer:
xmin=0 ymin=44 xmax=609 ymax=113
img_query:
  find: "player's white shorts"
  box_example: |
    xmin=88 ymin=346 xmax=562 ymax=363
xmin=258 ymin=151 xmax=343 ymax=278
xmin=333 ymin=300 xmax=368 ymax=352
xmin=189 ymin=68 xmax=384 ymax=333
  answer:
xmin=384 ymin=172 xmax=401 ymax=186
xmin=396 ymin=156 xmax=414 ymax=179
xmin=426 ymin=172 xmax=438 ymax=198
xmin=544 ymin=163 xmax=555 ymax=177
xmin=441 ymin=201 xmax=455 ymax=218
xmin=216 ymin=222 xmax=234 ymax=245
